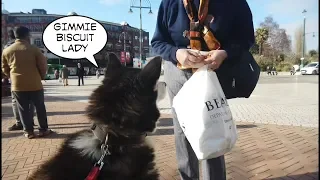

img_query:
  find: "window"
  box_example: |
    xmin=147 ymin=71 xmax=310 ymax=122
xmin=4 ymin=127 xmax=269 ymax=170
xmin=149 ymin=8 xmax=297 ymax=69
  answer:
xmin=126 ymin=45 xmax=131 ymax=51
xmin=108 ymin=32 xmax=113 ymax=39
xmin=115 ymin=43 xmax=122 ymax=51
xmin=306 ymin=63 xmax=318 ymax=67
xmin=40 ymin=16 xmax=57 ymax=23
xmin=31 ymin=17 xmax=39 ymax=23
xmin=34 ymin=38 xmax=42 ymax=47
xmin=106 ymin=42 xmax=113 ymax=50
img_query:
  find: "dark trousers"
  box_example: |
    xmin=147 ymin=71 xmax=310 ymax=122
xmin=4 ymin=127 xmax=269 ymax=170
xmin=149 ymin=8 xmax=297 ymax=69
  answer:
xmin=12 ymin=89 xmax=48 ymax=132
xmin=164 ymin=61 xmax=226 ymax=180
xmin=12 ymin=95 xmax=35 ymax=125
xmin=78 ymin=76 xmax=84 ymax=86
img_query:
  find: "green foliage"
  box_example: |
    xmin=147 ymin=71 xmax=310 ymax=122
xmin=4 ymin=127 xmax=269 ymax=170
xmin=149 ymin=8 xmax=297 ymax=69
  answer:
xmin=253 ymin=54 xmax=294 ymax=72
xmin=302 ymin=59 xmax=312 ymax=66
xmin=253 ymin=55 xmax=273 ymax=71
xmin=249 ymin=43 xmax=259 ymax=54
xmin=255 ymin=28 xmax=269 ymax=55
xmin=276 ymin=54 xmax=285 ymax=62
xmin=275 ymin=62 xmax=293 ymax=72
xmin=255 ymin=28 xmax=269 ymax=45
xmin=308 ymin=49 xmax=317 ymax=57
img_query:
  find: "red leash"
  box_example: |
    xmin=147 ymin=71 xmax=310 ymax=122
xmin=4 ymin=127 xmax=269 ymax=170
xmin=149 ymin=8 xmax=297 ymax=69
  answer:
xmin=85 ymin=135 xmax=111 ymax=180
xmin=85 ymin=166 xmax=101 ymax=180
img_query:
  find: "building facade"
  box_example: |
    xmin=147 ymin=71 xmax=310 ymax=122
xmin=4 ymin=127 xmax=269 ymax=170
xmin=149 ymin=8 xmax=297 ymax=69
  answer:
xmin=1 ymin=9 xmax=150 ymax=73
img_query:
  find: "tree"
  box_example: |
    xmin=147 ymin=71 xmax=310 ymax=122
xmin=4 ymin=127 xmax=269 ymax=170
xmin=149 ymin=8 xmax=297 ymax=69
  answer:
xmin=271 ymin=29 xmax=292 ymax=54
xmin=294 ymin=26 xmax=303 ymax=57
xmin=255 ymin=28 xmax=269 ymax=55
xmin=260 ymin=16 xmax=279 ymax=31
xmin=249 ymin=43 xmax=259 ymax=54
xmin=309 ymin=49 xmax=317 ymax=57
xmin=259 ymin=16 xmax=292 ymax=56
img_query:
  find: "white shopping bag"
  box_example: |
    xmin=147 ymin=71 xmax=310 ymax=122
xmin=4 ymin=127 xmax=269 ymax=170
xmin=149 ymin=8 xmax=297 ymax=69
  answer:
xmin=58 ymin=77 xmax=62 ymax=83
xmin=172 ymin=65 xmax=238 ymax=160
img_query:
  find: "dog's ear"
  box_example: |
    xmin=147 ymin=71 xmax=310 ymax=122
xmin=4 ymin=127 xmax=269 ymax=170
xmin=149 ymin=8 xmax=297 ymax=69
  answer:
xmin=104 ymin=53 xmax=122 ymax=75
xmin=139 ymin=56 xmax=162 ymax=87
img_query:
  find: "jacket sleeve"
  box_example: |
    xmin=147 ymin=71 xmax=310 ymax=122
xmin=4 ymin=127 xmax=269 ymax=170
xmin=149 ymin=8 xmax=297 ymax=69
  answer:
xmin=151 ymin=1 xmax=179 ymax=63
xmin=35 ymin=47 xmax=47 ymax=79
xmin=223 ymin=0 xmax=255 ymax=59
xmin=1 ymin=52 xmax=10 ymax=78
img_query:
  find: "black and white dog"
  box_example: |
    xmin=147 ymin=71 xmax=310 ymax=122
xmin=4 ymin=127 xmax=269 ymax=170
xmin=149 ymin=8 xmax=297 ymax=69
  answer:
xmin=28 ymin=54 xmax=163 ymax=180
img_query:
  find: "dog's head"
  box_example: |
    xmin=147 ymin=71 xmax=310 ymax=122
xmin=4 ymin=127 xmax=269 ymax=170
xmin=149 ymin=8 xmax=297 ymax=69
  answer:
xmin=86 ymin=53 xmax=162 ymax=135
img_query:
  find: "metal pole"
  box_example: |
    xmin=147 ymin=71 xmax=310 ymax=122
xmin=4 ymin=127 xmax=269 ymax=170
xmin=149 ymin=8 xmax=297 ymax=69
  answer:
xmin=302 ymin=16 xmax=306 ymax=67
xmin=123 ymin=32 xmax=127 ymax=67
xmin=139 ymin=0 xmax=143 ymax=69
xmin=301 ymin=10 xmax=307 ymax=68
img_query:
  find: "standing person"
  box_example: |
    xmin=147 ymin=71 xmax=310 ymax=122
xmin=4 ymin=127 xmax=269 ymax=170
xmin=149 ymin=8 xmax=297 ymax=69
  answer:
xmin=54 ymin=69 xmax=59 ymax=80
xmin=151 ymin=0 xmax=257 ymax=179
xmin=76 ymin=63 xmax=85 ymax=86
xmin=60 ymin=65 xmax=69 ymax=86
xmin=2 ymin=26 xmax=52 ymax=139
xmin=272 ymin=66 xmax=277 ymax=75
xmin=96 ymin=69 xmax=100 ymax=79
xmin=4 ymin=30 xmax=36 ymax=131
xmin=267 ymin=66 xmax=272 ymax=75
xmin=290 ymin=66 xmax=295 ymax=75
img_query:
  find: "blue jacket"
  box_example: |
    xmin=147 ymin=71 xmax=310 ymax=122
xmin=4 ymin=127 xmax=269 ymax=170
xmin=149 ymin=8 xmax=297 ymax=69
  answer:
xmin=151 ymin=0 xmax=255 ymax=64
xmin=151 ymin=0 xmax=260 ymax=99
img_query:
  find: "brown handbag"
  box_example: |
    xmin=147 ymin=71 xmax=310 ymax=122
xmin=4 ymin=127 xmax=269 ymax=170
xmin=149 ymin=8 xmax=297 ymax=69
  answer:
xmin=178 ymin=0 xmax=221 ymax=73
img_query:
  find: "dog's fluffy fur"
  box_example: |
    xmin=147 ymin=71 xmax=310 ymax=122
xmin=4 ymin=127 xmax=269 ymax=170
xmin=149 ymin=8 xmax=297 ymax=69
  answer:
xmin=28 ymin=54 xmax=162 ymax=180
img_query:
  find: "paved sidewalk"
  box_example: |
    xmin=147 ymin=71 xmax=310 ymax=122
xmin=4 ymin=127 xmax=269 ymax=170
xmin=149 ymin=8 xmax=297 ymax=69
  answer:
xmin=43 ymin=75 xmax=319 ymax=128
xmin=1 ymin=96 xmax=318 ymax=180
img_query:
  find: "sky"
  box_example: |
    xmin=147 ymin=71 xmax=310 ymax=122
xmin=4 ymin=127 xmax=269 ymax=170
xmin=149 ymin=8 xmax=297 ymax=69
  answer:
xmin=2 ymin=0 xmax=319 ymax=52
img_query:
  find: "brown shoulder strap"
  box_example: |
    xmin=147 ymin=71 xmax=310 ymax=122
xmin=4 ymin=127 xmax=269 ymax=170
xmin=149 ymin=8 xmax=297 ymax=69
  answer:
xmin=182 ymin=0 xmax=209 ymax=24
xmin=183 ymin=0 xmax=196 ymax=21
xmin=198 ymin=0 xmax=209 ymax=24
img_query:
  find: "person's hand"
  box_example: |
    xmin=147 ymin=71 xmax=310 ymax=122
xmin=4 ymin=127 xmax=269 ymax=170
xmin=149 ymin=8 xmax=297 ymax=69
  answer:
xmin=176 ymin=49 xmax=206 ymax=68
xmin=204 ymin=50 xmax=228 ymax=70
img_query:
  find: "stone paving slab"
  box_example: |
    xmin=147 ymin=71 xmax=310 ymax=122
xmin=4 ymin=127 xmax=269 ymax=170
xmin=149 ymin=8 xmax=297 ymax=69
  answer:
xmin=1 ymin=96 xmax=318 ymax=180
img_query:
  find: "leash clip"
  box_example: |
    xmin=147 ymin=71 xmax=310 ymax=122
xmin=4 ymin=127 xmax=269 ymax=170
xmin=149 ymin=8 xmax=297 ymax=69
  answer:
xmin=96 ymin=134 xmax=111 ymax=169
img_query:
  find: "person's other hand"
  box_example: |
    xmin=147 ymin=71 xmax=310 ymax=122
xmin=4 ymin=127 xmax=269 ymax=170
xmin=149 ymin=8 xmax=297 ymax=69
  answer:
xmin=204 ymin=50 xmax=228 ymax=70
xmin=176 ymin=49 xmax=206 ymax=68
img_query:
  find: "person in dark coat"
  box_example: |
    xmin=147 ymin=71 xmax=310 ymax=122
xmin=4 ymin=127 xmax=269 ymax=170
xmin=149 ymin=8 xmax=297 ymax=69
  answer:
xmin=76 ymin=63 xmax=85 ymax=86
xmin=151 ymin=0 xmax=255 ymax=179
xmin=272 ymin=66 xmax=277 ymax=75
xmin=267 ymin=66 xmax=272 ymax=75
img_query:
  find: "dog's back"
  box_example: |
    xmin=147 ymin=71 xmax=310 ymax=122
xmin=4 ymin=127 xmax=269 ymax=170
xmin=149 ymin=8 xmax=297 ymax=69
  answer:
xmin=28 ymin=54 xmax=162 ymax=180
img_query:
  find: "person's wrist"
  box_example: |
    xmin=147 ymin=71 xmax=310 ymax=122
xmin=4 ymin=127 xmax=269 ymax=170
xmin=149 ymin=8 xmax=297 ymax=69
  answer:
xmin=175 ymin=49 xmax=180 ymax=60
xmin=222 ymin=49 xmax=228 ymax=56
xmin=172 ymin=47 xmax=179 ymax=63
xmin=220 ymin=50 xmax=228 ymax=61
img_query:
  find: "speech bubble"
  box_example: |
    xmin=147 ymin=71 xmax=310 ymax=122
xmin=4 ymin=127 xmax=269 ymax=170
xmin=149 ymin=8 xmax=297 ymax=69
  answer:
xmin=42 ymin=15 xmax=108 ymax=67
